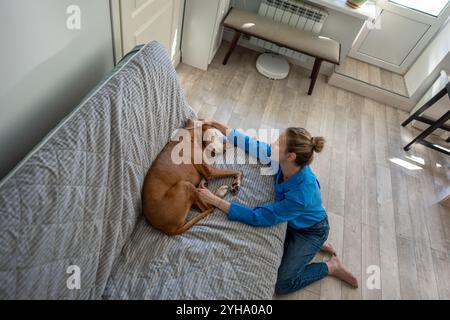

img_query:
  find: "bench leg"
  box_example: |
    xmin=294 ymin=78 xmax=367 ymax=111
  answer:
xmin=223 ymin=31 xmax=241 ymax=65
xmin=404 ymin=109 xmax=450 ymax=151
xmin=308 ymin=58 xmax=323 ymax=95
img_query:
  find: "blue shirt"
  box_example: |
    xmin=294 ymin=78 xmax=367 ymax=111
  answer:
xmin=227 ymin=129 xmax=327 ymax=229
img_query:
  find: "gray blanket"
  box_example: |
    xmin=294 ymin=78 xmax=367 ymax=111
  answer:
xmin=0 ymin=42 xmax=286 ymax=300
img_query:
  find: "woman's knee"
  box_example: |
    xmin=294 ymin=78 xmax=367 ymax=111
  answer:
xmin=274 ymin=282 xmax=290 ymax=295
xmin=275 ymin=279 xmax=296 ymax=295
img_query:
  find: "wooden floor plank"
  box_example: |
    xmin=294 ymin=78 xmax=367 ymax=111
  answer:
xmin=288 ymin=90 xmax=310 ymax=129
xmin=431 ymin=249 xmax=450 ymax=299
xmin=342 ymin=97 xmax=363 ymax=300
xmin=312 ymin=101 xmax=335 ymax=209
xmin=373 ymin=102 xmax=389 ymax=166
xmin=244 ymin=74 xmax=274 ymax=129
xmin=368 ymin=64 xmax=381 ymax=88
xmin=261 ymin=79 xmax=286 ymax=127
xmin=319 ymin=212 xmax=344 ymax=300
xmin=422 ymin=146 xmax=450 ymax=254
xmin=405 ymin=173 xmax=440 ymax=299
xmin=233 ymin=72 xmax=260 ymax=117
xmin=373 ymin=104 xmax=401 ymax=300
xmin=385 ymin=107 xmax=414 ymax=240
xmin=396 ymin=236 xmax=420 ymax=299
xmin=376 ymin=164 xmax=401 ymax=299
xmin=361 ymin=99 xmax=378 ymax=228
xmin=362 ymin=224 xmax=382 ymax=299
xmin=326 ymin=97 xmax=348 ymax=217
xmin=336 ymin=57 xmax=407 ymax=96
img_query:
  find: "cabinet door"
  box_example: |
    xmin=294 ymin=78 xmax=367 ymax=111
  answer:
xmin=209 ymin=0 xmax=231 ymax=63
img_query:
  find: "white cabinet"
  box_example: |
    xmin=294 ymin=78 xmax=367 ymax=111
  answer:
xmin=182 ymin=0 xmax=230 ymax=70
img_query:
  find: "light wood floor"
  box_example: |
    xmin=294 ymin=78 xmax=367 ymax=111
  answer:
xmin=176 ymin=42 xmax=450 ymax=300
xmin=335 ymin=57 xmax=409 ymax=97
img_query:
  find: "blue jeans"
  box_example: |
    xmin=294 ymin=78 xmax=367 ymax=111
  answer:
xmin=275 ymin=218 xmax=330 ymax=294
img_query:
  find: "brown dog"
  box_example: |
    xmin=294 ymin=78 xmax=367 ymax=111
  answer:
xmin=142 ymin=119 xmax=242 ymax=236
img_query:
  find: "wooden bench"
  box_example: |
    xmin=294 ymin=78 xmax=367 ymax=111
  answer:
xmin=222 ymin=7 xmax=341 ymax=95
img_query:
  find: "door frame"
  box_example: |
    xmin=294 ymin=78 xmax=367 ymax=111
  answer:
xmin=349 ymin=0 xmax=450 ymax=74
xmin=109 ymin=0 xmax=184 ymax=66
xmin=110 ymin=0 xmax=123 ymax=65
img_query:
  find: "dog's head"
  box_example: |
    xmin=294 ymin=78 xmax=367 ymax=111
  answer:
xmin=184 ymin=119 xmax=226 ymax=157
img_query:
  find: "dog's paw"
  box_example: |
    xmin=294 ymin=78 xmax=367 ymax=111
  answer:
xmin=230 ymin=183 xmax=240 ymax=196
xmin=229 ymin=171 xmax=243 ymax=196
xmin=199 ymin=179 xmax=208 ymax=188
xmin=215 ymin=185 xmax=229 ymax=198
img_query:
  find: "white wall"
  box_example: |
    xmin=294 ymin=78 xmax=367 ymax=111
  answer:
xmin=404 ymin=18 xmax=450 ymax=99
xmin=0 ymin=0 xmax=114 ymax=180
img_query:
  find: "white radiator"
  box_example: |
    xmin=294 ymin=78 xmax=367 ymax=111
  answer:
xmin=250 ymin=0 xmax=328 ymax=61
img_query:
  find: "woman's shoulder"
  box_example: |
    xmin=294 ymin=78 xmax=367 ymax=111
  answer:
xmin=300 ymin=166 xmax=318 ymax=184
xmin=286 ymin=171 xmax=316 ymax=193
xmin=285 ymin=179 xmax=320 ymax=208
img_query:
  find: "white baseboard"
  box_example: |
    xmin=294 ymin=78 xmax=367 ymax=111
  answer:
xmin=328 ymin=72 xmax=415 ymax=112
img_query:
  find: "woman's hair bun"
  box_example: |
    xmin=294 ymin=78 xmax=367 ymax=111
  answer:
xmin=312 ymin=136 xmax=325 ymax=153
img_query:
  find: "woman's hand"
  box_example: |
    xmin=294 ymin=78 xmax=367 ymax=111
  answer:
xmin=197 ymin=187 xmax=220 ymax=207
xmin=197 ymin=187 xmax=231 ymax=214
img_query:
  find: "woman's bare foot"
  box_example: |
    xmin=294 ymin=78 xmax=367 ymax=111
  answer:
xmin=321 ymin=242 xmax=337 ymax=256
xmin=326 ymin=255 xmax=358 ymax=288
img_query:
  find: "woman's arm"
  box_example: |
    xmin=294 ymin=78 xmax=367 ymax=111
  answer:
xmin=228 ymin=129 xmax=271 ymax=164
xmin=197 ymin=188 xmax=231 ymax=213
xmin=227 ymin=201 xmax=297 ymax=227
xmin=201 ymin=119 xmax=271 ymax=163
xmin=197 ymin=188 xmax=300 ymax=227
xmin=212 ymin=197 xmax=231 ymax=214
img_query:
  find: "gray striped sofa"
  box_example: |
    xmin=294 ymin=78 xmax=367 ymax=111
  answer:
xmin=0 ymin=42 xmax=286 ymax=300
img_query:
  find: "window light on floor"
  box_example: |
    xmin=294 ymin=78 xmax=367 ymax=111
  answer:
xmin=389 ymin=157 xmax=423 ymax=170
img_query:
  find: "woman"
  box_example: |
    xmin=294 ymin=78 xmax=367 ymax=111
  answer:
xmin=197 ymin=122 xmax=358 ymax=294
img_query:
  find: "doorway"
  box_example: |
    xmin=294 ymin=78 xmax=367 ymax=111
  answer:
xmin=110 ymin=0 xmax=184 ymax=66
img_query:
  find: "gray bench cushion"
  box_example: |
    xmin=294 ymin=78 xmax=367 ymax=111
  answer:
xmin=224 ymin=8 xmax=340 ymax=64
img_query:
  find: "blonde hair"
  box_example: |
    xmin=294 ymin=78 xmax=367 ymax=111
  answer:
xmin=285 ymin=127 xmax=325 ymax=167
